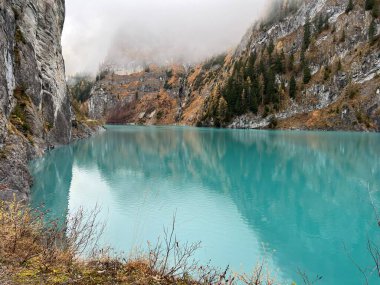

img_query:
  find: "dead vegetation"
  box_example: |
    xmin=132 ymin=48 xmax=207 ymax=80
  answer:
xmin=2 ymin=196 xmax=379 ymax=284
xmin=0 ymin=199 xmax=291 ymax=285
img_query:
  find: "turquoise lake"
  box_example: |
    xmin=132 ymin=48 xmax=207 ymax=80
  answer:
xmin=30 ymin=125 xmax=380 ymax=284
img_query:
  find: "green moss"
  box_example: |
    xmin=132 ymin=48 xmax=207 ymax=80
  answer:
xmin=10 ymin=88 xmax=32 ymax=136
xmin=15 ymin=27 xmax=26 ymax=44
xmin=0 ymin=149 xmax=7 ymax=159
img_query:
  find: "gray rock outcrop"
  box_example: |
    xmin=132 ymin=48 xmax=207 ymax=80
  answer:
xmin=0 ymin=0 xmax=72 ymax=200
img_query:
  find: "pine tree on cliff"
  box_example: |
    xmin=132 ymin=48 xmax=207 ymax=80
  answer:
xmin=274 ymin=52 xmax=285 ymax=74
xmin=365 ymin=0 xmax=374 ymax=10
xmin=346 ymin=0 xmax=353 ymax=13
xmin=303 ymin=16 xmax=311 ymax=51
xmin=267 ymin=39 xmax=275 ymax=56
xmin=324 ymin=15 xmax=329 ymax=30
xmin=250 ymin=75 xmax=260 ymax=114
xmin=265 ymin=68 xmax=277 ymax=104
xmin=316 ymin=14 xmax=324 ymax=33
xmin=289 ymin=76 xmax=297 ymax=98
xmin=369 ymin=19 xmax=377 ymax=43
xmin=303 ymin=63 xmax=312 ymax=84
xmin=372 ymin=1 xmax=379 ymax=18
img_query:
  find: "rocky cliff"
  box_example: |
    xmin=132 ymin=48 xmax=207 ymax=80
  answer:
xmin=0 ymin=0 xmax=72 ymax=200
xmin=86 ymin=65 xmax=188 ymax=125
xmin=194 ymin=0 xmax=380 ymax=131
xmin=86 ymin=0 xmax=380 ymax=132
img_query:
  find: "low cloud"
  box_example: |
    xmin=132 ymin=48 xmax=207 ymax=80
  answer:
xmin=62 ymin=0 xmax=273 ymax=75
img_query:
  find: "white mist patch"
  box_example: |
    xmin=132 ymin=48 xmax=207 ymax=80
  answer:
xmin=62 ymin=0 xmax=272 ymax=75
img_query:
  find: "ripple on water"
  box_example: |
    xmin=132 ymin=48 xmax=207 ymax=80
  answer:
xmin=30 ymin=126 xmax=380 ymax=285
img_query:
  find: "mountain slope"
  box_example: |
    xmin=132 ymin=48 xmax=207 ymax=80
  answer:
xmin=193 ymin=0 xmax=380 ymax=130
xmin=86 ymin=0 xmax=380 ymax=132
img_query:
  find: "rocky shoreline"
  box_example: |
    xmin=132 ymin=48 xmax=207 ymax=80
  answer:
xmin=0 ymin=0 xmax=107 ymax=201
xmin=0 ymin=123 xmax=103 ymax=202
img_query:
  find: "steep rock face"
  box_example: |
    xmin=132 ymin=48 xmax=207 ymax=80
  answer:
xmin=87 ymin=66 xmax=187 ymax=125
xmin=194 ymin=0 xmax=380 ymax=131
xmin=0 ymin=0 xmax=71 ymax=200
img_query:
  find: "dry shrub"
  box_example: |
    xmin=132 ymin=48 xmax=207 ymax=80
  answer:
xmin=0 ymin=200 xmax=284 ymax=284
xmin=0 ymin=198 xmax=46 ymax=265
xmin=0 ymin=198 xmax=103 ymax=273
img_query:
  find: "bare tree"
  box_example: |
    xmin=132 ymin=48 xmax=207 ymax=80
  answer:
xmin=147 ymin=214 xmax=201 ymax=279
xmin=297 ymin=269 xmax=322 ymax=285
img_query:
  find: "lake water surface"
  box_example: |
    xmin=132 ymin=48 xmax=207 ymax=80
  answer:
xmin=30 ymin=126 xmax=380 ymax=284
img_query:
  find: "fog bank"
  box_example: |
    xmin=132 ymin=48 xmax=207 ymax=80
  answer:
xmin=62 ymin=0 xmax=272 ymax=75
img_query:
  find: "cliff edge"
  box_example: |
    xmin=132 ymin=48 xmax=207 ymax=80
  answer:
xmin=0 ymin=0 xmax=72 ymax=200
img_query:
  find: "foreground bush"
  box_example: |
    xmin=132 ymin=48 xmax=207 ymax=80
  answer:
xmin=0 ymin=199 xmax=284 ymax=284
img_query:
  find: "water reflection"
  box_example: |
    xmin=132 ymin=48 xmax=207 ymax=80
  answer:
xmin=30 ymin=126 xmax=380 ymax=284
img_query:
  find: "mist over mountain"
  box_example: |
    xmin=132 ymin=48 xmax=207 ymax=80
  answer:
xmin=62 ymin=0 xmax=274 ymax=75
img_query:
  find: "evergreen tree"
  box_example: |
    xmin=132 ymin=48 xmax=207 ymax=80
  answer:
xmin=268 ymin=39 xmax=275 ymax=56
xmin=340 ymin=29 xmax=346 ymax=42
xmin=250 ymin=74 xmax=260 ymax=114
xmin=300 ymin=49 xmax=306 ymax=65
xmin=369 ymin=19 xmax=376 ymax=43
xmin=346 ymin=0 xmax=354 ymax=13
xmin=303 ymin=63 xmax=312 ymax=84
xmin=289 ymin=76 xmax=297 ymax=98
xmin=234 ymin=93 xmax=242 ymax=115
xmin=303 ymin=16 xmax=311 ymax=51
xmin=274 ymin=53 xmax=284 ymax=74
xmin=336 ymin=59 xmax=342 ymax=71
xmin=324 ymin=15 xmax=330 ymax=30
xmin=259 ymin=59 xmax=266 ymax=75
xmin=251 ymin=95 xmax=258 ymax=114
xmin=372 ymin=1 xmax=379 ymax=18
xmin=265 ymin=68 xmax=277 ymax=104
xmin=246 ymin=52 xmax=257 ymax=79
xmin=317 ymin=14 xmax=324 ymax=33
xmin=241 ymin=89 xmax=248 ymax=113
xmin=323 ymin=65 xmax=331 ymax=81
xmin=365 ymin=0 xmax=374 ymax=10
xmin=248 ymin=51 xmax=257 ymax=67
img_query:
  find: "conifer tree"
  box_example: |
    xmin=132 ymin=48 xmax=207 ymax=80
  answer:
xmin=324 ymin=15 xmax=329 ymax=30
xmin=341 ymin=29 xmax=346 ymax=42
xmin=268 ymin=39 xmax=275 ymax=56
xmin=300 ymin=49 xmax=306 ymax=65
xmin=323 ymin=65 xmax=331 ymax=81
xmin=369 ymin=19 xmax=376 ymax=43
xmin=372 ymin=1 xmax=379 ymax=18
xmin=337 ymin=59 xmax=342 ymax=71
xmin=251 ymin=95 xmax=258 ymax=114
xmin=303 ymin=16 xmax=311 ymax=51
xmin=346 ymin=0 xmax=353 ymax=13
xmin=317 ymin=14 xmax=324 ymax=33
xmin=274 ymin=53 xmax=284 ymax=74
xmin=365 ymin=0 xmax=374 ymax=10
xmin=289 ymin=76 xmax=297 ymax=98
xmin=250 ymin=74 xmax=260 ymax=114
xmin=303 ymin=63 xmax=312 ymax=84
xmin=241 ymin=89 xmax=248 ymax=113
xmin=265 ymin=68 xmax=277 ymax=104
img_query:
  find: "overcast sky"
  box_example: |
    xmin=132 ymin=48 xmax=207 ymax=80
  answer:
xmin=62 ymin=0 xmax=271 ymax=75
